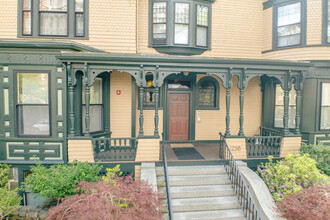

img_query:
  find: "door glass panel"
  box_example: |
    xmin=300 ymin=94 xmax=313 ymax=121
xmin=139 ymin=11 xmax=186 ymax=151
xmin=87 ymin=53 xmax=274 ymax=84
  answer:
xmin=168 ymin=79 xmax=191 ymax=89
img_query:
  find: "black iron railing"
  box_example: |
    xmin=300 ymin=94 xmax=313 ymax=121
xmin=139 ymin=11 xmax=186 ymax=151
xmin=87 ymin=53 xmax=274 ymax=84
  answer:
xmin=219 ymin=133 xmax=263 ymax=220
xmin=92 ymin=138 xmax=137 ymax=161
xmin=246 ymin=136 xmax=282 ymax=158
xmin=260 ymin=126 xmax=283 ymax=136
xmin=162 ymin=133 xmax=173 ymax=220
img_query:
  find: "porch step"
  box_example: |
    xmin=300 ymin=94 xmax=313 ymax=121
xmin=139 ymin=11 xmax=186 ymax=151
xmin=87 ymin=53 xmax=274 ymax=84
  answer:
xmin=156 ymin=165 xmax=226 ymax=176
xmin=156 ymin=164 xmax=244 ymax=220
xmin=157 ymin=174 xmax=230 ymax=187
xmin=173 ymin=209 xmax=246 ymax=220
xmin=171 ymin=196 xmax=241 ymax=212
xmin=158 ymin=184 xmax=235 ymax=198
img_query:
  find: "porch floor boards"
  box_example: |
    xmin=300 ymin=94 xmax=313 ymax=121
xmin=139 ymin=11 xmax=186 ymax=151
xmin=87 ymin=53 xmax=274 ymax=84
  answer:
xmin=165 ymin=143 xmax=220 ymax=161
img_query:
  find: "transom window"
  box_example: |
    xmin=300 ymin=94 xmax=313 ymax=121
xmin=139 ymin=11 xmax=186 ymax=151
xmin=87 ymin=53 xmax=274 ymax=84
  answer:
xmin=274 ymin=84 xmax=296 ymax=128
xmin=320 ymin=83 xmax=330 ymax=130
xmin=276 ymin=2 xmax=302 ymax=47
xmin=150 ymin=0 xmax=213 ymax=55
xmin=19 ymin=0 xmax=88 ymax=38
xmin=16 ymin=73 xmax=50 ymax=136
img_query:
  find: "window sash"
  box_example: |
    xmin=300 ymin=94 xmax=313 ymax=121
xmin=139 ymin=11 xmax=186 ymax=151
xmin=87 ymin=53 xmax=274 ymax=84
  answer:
xmin=276 ymin=2 xmax=301 ymax=47
xmin=22 ymin=0 xmax=32 ymax=35
xmin=82 ymin=104 xmax=104 ymax=133
xmin=320 ymin=83 xmax=330 ymax=130
xmin=174 ymin=3 xmax=189 ymax=45
xmin=153 ymin=2 xmax=167 ymax=44
xmin=16 ymin=72 xmax=50 ymax=136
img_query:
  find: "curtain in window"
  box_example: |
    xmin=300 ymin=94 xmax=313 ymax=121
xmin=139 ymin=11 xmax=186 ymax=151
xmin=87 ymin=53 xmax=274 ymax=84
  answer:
xmin=39 ymin=0 xmax=68 ymax=35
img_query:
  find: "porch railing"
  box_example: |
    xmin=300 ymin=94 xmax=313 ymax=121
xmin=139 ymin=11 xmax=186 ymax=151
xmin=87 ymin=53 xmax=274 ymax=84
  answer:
xmin=92 ymin=138 xmax=137 ymax=162
xmin=219 ymin=133 xmax=262 ymax=220
xmin=162 ymin=133 xmax=173 ymax=220
xmin=245 ymin=136 xmax=282 ymax=158
xmin=260 ymin=126 xmax=283 ymax=136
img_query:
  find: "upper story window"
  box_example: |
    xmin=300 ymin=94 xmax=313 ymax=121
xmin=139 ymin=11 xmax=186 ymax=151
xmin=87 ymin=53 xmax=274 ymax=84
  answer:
xmin=150 ymin=0 xmax=214 ymax=55
xmin=276 ymin=2 xmax=301 ymax=47
xmin=19 ymin=0 xmax=88 ymax=38
xmin=16 ymin=72 xmax=50 ymax=136
xmin=274 ymin=84 xmax=296 ymax=128
xmin=320 ymin=83 xmax=330 ymax=130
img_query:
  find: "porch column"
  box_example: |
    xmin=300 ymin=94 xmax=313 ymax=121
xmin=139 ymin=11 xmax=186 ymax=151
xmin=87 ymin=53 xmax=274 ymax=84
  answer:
xmin=84 ymin=65 xmax=91 ymax=136
xmin=294 ymin=72 xmax=304 ymax=134
xmin=238 ymin=70 xmax=246 ymax=137
xmin=225 ymin=88 xmax=231 ymax=137
xmin=283 ymin=89 xmax=290 ymax=136
xmin=238 ymin=88 xmax=245 ymax=136
xmin=154 ymin=86 xmax=160 ymax=137
xmin=67 ymin=63 xmax=75 ymax=137
xmin=138 ymin=86 xmax=144 ymax=137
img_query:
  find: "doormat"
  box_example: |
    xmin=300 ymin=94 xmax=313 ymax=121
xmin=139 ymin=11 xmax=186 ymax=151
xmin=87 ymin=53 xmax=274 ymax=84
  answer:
xmin=170 ymin=143 xmax=194 ymax=148
xmin=172 ymin=147 xmax=205 ymax=160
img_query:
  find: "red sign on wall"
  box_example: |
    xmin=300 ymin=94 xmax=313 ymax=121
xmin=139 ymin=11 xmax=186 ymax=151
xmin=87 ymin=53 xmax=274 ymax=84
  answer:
xmin=116 ymin=90 xmax=121 ymax=95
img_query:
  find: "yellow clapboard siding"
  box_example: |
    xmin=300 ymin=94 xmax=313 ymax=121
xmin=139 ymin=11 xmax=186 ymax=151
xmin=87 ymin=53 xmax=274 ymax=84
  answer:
xmin=280 ymin=137 xmax=302 ymax=157
xmin=67 ymin=140 xmax=94 ymax=163
xmin=135 ymin=139 xmax=160 ymax=161
xmin=224 ymin=138 xmax=247 ymax=160
xmin=135 ymin=165 xmax=141 ymax=180
xmin=110 ymin=71 xmax=132 ymax=138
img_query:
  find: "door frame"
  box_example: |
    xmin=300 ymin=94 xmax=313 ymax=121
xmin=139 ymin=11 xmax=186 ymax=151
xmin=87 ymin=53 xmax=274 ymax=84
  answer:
xmin=163 ymin=74 xmax=196 ymax=141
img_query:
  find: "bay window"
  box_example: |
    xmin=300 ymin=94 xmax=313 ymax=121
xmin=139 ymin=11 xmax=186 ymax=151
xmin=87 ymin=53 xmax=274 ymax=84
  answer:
xmin=150 ymin=0 xmax=213 ymax=55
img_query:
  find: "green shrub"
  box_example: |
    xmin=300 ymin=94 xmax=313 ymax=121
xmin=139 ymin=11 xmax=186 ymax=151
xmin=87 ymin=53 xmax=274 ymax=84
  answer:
xmin=0 ymin=164 xmax=21 ymax=219
xmin=21 ymin=161 xmax=102 ymax=203
xmin=300 ymin=144 xmax=330 ymax=175
xmin=257 ymin=153 xmax=330 ymax=202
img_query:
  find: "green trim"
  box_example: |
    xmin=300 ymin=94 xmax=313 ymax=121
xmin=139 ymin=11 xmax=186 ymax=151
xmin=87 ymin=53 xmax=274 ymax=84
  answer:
xmin=263 ymin=0 xmax=296 ymax=10
xmin=131 ymin=77 xmax=136 ymax=137
xmin=17 ymin=0 xmax=89 ymax=40
xmin=194 ymin=140 xmax=220 ymax=143
xmin=319 ymin=81 xmax=330 ymax=131
xmin=196 ymin=75 xmax=220 ymax=110
xmin=57 ymin=52 xmax=312 ymax=68
xmin=0 ymin=39 xmax=102 ymax=52
xmin=149 ymin=0 xmax=213 ymax=55
xmin=272 ymin=0 xmax=307 ymax=50
xmin=322 ymin=0 xmax=329 ymax=44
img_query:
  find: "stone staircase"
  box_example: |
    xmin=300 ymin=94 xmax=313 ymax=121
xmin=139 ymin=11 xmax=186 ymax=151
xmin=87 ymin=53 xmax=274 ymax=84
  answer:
xmin=156 ymin=165 xmax=245 ymax=220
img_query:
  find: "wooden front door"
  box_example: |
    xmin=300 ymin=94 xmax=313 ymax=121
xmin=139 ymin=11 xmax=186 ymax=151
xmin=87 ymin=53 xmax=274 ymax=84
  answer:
xmin=169 ymin=93 xmax=190 ymax=141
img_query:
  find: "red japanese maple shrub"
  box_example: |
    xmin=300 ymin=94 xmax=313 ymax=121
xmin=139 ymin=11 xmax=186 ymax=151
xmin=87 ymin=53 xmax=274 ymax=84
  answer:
xmin=46 ymin=176 xmax=163 ymax=220
xmin=277 ymin=185 xmax=330 ymax=220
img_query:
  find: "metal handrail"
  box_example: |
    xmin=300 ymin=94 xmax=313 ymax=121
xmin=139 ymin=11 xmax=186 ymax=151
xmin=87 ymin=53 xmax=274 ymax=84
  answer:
xmin=162 ymin=133 xmax=173 ymax=220
xmin=219 ymin=132 xmax=263 ymax=220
